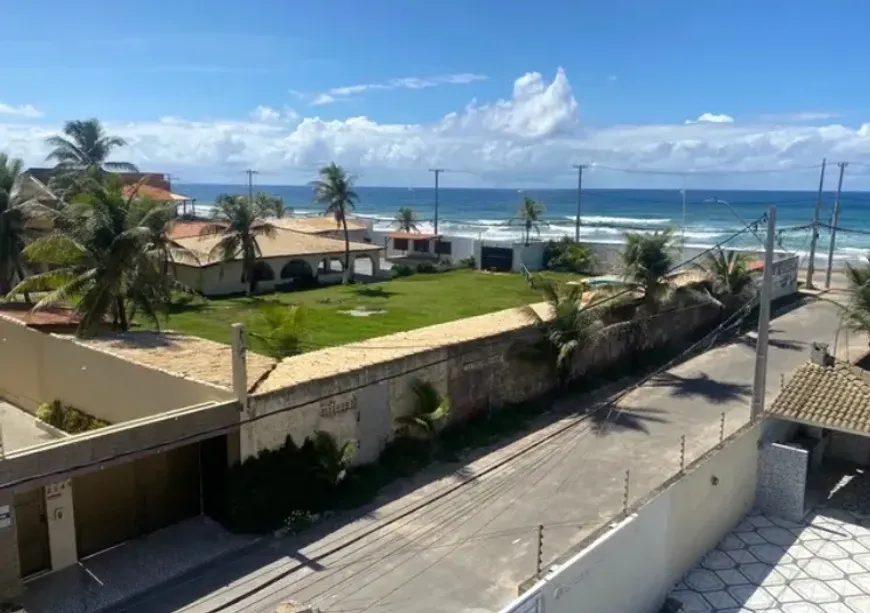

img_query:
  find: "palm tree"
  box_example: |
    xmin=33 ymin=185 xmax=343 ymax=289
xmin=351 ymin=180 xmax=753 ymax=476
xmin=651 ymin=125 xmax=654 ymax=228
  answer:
xmin=311 ymin=431 xmax=356 ymax=485
xmin=249 ymin=302 xmax=308 ymax=357
xmin=311 ymin=163 xmax=358 ymax=284
xmin=511 ymin=197 xmax=546 ymax=246
xmin=45 ymin=119 xmax=138 ymax=189
xmin=252 ymin=192 xmax=285 ymax=219
xmin=8 ymin=177 xmax=169 ymax=336
xmin=695 ymin=248 xmax=756 ymax=306
xmin=621 ymin=228 xmax=678 ymax=310
xmin=199 ymin=194 xmax=276 ymax=296
xmin=0 ymin=154 xmax=60 ymax=299
xmin=396 ymin=379 xmax=450 ymax=439
xmin=126 ymin=194 xmax=198 ymax=278
xmin=520 ymin=275 xmax=605 ymax=384
xmin=392 ymin=207 xmax=420 ymax=233
xmin=837 ymin=257 xmax=870 ymax=337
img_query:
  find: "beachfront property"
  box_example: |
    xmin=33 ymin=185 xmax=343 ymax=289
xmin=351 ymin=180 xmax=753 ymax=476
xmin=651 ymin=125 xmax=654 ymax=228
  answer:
xmin=166 ymin=220 xmax=383 ymax=296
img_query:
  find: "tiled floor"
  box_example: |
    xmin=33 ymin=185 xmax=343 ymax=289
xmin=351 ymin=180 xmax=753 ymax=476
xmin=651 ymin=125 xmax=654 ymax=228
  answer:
xmin=669 ymin=507 xmax=870 ymax=612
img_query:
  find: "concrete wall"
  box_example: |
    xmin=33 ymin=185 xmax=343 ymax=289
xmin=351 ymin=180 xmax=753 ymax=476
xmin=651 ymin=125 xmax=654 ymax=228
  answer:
xmin=500 ymin=421 xmax=762 ymax=613
xmin=829 ymin=431 xmax=870 ymax=465
xmin=512 ymin=242 xmax=546 ymax=272
xmin=756 ymin=442 xmax=808 ymax=522
xmin=0 ymin=314 xmax=231 ymax=424
xmin=44 ymin=480 xmax=76 ymax=571
xmin=245 ymin=303 xmax=720 ymax=461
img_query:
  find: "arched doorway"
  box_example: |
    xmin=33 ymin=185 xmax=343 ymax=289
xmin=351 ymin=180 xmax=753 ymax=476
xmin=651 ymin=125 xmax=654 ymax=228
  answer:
xmin=354 ymin=254 xmax=377 ymax=276
xmin=279 ymin=259 xmax=316 ymax=290
xmin=241 ymin=261 xmax=275 ymax=293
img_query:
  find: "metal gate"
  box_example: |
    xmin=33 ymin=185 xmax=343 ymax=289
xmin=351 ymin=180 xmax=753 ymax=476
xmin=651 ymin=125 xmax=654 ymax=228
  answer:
xmin=481 ymin=246 xmax=513 ymax=272
xmin=15 ymin=488 xmax=51 ymax=577
xmin=73 ymin=444 xmax=202 ymax=558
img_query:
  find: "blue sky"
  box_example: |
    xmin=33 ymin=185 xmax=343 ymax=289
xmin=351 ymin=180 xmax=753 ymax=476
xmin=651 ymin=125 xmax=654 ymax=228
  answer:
xmin=2 ymin=0 xmax=869 ymax=187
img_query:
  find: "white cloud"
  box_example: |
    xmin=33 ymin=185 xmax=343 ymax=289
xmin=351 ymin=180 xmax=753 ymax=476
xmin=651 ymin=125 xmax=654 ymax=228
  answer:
xmin=307 ymin=73 xmax=488 ymax=104
xmin=757 ymin=111 xmax=840 ymax=123
xmin=607 ymin=75 xmax=618 ymax=82
xmin=0 ymin=102 xmax=43 ymax=118
xmin=685 ymin=113 xmax=735 ymax=124
xmin=6 ymin=69 xmax=870 ymax=188
xmin=250 ymin=106 xmax=298 ymax=123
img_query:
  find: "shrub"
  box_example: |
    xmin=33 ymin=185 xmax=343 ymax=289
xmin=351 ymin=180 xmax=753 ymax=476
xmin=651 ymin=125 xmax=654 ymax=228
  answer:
xmin=392 ymin=264 xmax=415 ymax=278
xmin=35 ymin=400 xmax=109 ymax=434
xmin=543 ymin=237 xmax=596 ymax=273
xmin=415 ymin=262 xmax=438 ymax=274
xmin=458 ymin=256 xmax=476 ymax=269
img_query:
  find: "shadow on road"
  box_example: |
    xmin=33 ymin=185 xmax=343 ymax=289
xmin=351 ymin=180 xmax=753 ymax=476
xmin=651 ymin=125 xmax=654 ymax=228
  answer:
xmin=588 ymin=406 xmax=669 ymax=436
xmin=648 ymin=371 xmax=751 ymax=404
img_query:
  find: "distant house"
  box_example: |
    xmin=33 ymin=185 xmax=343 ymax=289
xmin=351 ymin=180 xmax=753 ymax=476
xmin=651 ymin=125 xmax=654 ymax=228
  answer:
xmin=21 ymin=168 xmax=196 ymax=214
xmin=271 ymin=216 xmax=369 ymax=243
xmin=172 ymin=227 xmax=383 ymax=296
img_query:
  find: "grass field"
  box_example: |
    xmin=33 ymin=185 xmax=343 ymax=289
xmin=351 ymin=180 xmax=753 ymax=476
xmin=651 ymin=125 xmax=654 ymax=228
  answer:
xmin=158 ymin=269 xmax=581 ymax=353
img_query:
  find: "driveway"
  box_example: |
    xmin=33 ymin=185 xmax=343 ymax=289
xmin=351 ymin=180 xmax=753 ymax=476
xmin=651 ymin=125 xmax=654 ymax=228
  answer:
xmin=111 ymin=297 xmax=857 ymax=613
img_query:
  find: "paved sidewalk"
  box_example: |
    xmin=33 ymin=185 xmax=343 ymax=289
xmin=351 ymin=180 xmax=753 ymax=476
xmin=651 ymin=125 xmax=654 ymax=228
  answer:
xmin=115 ymin=298 xmax=857 ymax=613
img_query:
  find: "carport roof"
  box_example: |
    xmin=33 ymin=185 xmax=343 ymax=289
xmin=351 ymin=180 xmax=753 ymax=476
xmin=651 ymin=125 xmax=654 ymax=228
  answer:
xmin=769 ymin=356 xmax=870 ymax=435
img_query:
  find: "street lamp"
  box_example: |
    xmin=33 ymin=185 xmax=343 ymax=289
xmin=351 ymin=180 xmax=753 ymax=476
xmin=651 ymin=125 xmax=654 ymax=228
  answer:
xmin=702 ymin=197 xmax=764 ymax=246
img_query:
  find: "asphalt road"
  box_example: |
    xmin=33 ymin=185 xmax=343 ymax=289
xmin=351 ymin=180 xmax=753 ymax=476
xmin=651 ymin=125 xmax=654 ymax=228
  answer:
xmin=115 ymin=296 xmax=860 ymax=613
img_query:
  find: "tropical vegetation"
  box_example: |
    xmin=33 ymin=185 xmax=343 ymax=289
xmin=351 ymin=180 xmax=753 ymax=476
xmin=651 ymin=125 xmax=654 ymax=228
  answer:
xmin=837 ymin=257 xmax=870 ymax=336
xmin=694 ymin=248 xmax=757 ymax=307
xmin=621 ymin=228 xmax=678 ymax=310
xmin=392 ymin=206 xmax=420 ymax=233
xmin=543 ymin=237 xmax=596 ymax=273
xmin=511 ymin=197 xmax=546 ymax=246
xmin=199 ymin=194 xmax=277 ymax=296
xmin=44 ymin=118 xmax=137 ymax=193
xmin=521 ymin=275 xmax=606 ymax=383
xmin=248 ymin=302 xmax=308 ymax=358
xmin=396 ymin=379 xmax=450 ymax=439
xmin=252 ymin=192 xmax=286 ymax=219
xmin=311 ymin=162 xmax=359 ymax=284
xmin=9 ymin=176 xmax=176 ymax=336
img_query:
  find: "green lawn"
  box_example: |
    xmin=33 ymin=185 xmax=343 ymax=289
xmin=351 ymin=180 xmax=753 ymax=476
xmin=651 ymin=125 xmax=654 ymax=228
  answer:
xmin=158 ymin=269 xmax=581 ymax=352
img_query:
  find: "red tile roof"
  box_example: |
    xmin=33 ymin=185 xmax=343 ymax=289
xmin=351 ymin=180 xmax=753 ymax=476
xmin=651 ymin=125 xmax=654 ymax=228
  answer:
xmin=122 ymin=184 xmax=192 ymax=202
xmin=167 ymin=221 xmax=221 ymax=240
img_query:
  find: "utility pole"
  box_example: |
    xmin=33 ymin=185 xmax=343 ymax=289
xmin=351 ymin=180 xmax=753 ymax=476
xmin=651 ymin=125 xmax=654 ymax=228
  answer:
xmin=244 ymin=169 xmax=258 ymax=203
xmin=805 ymin=158 xmax=827 ymax=289
xmin=825 ymin=162 xmax=848 ymax=289
xmin=572 ymin=164 xmax=587 ymax=242
xmin=429 ymin=168 xmax=444 ymax=235
xmin=751 ymin=206 xmax=776 ymax=422
xmin=680 ymin=184 xmax=688 ymax=250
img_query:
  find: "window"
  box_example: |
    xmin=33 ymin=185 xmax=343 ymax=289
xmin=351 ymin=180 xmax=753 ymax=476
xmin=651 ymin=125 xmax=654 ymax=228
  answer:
xmin=393 ymin=238 xmax=409 ymax=250
xmin=413 ymin=239 xmax=430 ymax=253
xmin=435 ymin=241 xmax=452 ymax=255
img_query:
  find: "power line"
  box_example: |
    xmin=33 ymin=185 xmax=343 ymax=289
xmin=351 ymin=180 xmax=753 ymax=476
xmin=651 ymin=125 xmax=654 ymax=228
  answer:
xmin=0 ymin=214 xmax=767 ymax=494
xmin=587 ymin=163 xmax=824 ymax=176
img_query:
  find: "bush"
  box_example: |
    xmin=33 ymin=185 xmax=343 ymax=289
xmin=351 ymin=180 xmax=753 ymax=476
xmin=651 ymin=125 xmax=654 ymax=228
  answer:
xmin=458 ymin=256 xmax=476 ymax=269
xmin=416 ymin=262 xmax=438 ymax=274
xmin=35 ymin=400 xmax=109 ymax=434
xmin=392 ymin=264 xmax=415 ymax=278
xmin=543 ymin=237 xmax=596 ymax=273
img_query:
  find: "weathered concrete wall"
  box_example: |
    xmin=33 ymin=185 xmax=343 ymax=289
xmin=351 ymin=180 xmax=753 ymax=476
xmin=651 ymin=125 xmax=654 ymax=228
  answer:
xmin=499 ymin=421 xmax=762 ymax=613
xmin=0 ymin=314 xmax=231 ymax=423
xmin=245 ymin=302 xmax=720 ymax=461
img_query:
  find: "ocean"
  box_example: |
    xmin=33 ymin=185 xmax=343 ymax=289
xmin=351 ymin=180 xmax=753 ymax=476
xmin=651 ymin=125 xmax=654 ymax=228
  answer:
xmin=175 ymin=184 xmax=870 ymax=267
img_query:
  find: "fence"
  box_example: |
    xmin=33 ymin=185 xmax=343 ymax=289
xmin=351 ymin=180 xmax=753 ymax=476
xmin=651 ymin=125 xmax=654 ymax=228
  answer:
xmin=499 ymin=420 xmax=764 ymax=613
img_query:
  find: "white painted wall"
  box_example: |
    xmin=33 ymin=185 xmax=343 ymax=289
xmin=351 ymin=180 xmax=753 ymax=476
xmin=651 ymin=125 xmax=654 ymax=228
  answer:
xmin=512 ymin=242 xmax=546 ymax=272
xmin=45 ymin=480 xmax=77 ymax=571
xmin=501 ymin=421 xmax=762 ymax=613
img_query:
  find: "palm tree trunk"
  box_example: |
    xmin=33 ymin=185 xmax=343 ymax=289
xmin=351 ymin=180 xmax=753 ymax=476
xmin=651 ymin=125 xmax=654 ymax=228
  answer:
xmin=525 ymin=222 xmax=531 ymax=247
xmin=116 ymin=297 xmax=129 ymax=331
xmin=341 ymin=217 xmax=351 ymax=284
xmin=14 ymin=262 xmax=31 ymax=304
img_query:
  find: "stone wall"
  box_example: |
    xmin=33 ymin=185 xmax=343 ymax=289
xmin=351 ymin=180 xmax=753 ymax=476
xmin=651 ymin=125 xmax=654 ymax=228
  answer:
xmin=756 ymin=442 xmax=808 ymax=522
xmin=244 ymin=302 xmax=721 ymax=461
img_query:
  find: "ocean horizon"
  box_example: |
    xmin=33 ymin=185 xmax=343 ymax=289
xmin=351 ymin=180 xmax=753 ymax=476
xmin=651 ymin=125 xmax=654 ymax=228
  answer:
xmin=176 ymin=184 xmax=870 ymax=265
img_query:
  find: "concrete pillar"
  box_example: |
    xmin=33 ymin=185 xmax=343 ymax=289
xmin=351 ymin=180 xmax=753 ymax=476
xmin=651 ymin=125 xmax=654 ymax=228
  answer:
xmin=474 ymin=240 xmax=483 ymax=270
xmin=0 ymin=491 xmax=22 ymax=601
xmin=371 ymin=254 xmax=380 ymax=276
xmin=45 ymin=480 xmax=77 ymax=570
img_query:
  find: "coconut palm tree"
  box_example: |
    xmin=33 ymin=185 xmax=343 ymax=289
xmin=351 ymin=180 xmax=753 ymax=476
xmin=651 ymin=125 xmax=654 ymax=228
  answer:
xmin=127 ymin=194 xmax=198 ymax=278
xmin=396 ymin=379 xmax=450 ymax=439
xmin=8 ymin=177 xmax=169 ymax=336
xmin=249 ymin=302 xmax=308 ymax=358
xmin=511 ymin=197 xmax=546 ymax=246
xmin=311 ymin=163 xmax=358 ymax=284
xmin=392 ymin=207 xmax=420 ymax=233
xmin=836 ymin=257 xmax=870 ymax=337
xmin=0 ymin=153 xmax=60 ymax=299
xmin=521 ymin=275 xmax=605 ymax=384
xmin=695 ymin=248 xmax=756 ymax=306
xmin=199 ymin=194 xmax=276 ymax=296
xmin=253 ymin=192 xmax=286 ymax=219
xmin=44 ymin=119 xmax=138 ymax=188
xmin=621 ymin=228 xmax=678 ymax=310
